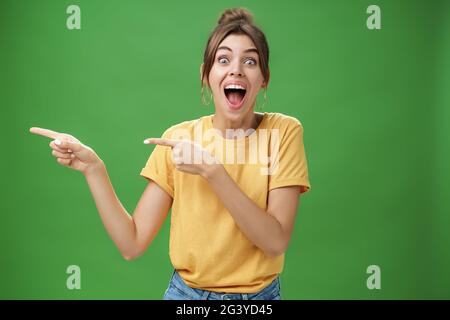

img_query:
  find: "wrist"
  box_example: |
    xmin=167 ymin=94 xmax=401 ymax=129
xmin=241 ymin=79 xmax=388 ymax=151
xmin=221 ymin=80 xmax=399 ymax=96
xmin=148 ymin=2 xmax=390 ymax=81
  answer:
xmin=202 ymin=163 xmax=224 ymax=182
xmin=84 ymin=159 xmax=106 ymax=178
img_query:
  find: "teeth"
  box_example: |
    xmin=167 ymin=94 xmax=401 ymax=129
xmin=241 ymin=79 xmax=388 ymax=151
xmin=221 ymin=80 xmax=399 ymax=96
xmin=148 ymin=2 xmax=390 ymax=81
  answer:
xmin=225 ymin=84 xmax=246 ymax=90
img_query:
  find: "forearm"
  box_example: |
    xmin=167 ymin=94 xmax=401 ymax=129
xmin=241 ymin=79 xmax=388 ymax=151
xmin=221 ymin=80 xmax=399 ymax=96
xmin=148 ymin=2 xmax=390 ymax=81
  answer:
xmin=203 ymin=165 xmax=284 ymax=258
xmin=84 ymin=162 xmax=138 ymax=258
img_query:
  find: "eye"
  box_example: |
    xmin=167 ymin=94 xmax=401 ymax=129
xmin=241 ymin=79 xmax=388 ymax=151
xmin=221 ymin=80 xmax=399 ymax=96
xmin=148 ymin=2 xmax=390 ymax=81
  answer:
xmin=245 ymin=58 xmax=257 ymax=65
xmin=218 ymin=57 xmax=229 ymax=64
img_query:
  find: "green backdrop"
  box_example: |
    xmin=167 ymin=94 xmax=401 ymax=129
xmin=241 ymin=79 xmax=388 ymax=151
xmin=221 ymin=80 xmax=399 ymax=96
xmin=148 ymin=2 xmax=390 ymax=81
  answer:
xmin=1 ymin=0 xmax=449 ymax=299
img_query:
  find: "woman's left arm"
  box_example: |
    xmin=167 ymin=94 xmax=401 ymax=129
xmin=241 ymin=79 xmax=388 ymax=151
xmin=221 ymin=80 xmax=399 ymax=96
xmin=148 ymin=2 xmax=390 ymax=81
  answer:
xmin=145 ymin=137 xmax=301 ymax=258
xmin=203 ymin=165 xmax=300 ymax=258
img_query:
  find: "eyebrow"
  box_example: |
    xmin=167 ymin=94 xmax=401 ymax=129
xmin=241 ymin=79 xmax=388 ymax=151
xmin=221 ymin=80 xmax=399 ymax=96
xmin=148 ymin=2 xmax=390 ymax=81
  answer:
xmin=217 ymin=46 xmax=259 ymax=55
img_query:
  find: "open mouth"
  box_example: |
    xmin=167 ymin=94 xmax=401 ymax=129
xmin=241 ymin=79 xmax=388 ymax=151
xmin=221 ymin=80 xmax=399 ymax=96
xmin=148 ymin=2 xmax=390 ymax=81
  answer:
xmin=224 ymin=87 xmax=246 ymax=109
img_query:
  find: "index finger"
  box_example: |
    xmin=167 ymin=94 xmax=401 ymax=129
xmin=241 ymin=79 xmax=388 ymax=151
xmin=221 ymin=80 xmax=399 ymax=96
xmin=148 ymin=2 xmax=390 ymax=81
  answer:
xmin=29 ymin=127 xmax=60 ymax=140
xmin=144 ymin=138 xmax=179 ymax=148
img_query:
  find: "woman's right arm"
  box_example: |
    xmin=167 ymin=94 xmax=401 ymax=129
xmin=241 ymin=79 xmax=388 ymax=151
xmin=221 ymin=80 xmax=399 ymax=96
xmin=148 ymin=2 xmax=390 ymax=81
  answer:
xmin=85 ymin=165 xmax=172 ymax=260
xmin=30 ymin=127 xmax=172 ymax=260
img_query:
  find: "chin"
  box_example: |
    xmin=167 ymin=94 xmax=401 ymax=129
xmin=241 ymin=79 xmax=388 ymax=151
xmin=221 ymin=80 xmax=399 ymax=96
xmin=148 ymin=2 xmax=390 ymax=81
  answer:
xmin=221 ymin=103 xmax=251 ymax=120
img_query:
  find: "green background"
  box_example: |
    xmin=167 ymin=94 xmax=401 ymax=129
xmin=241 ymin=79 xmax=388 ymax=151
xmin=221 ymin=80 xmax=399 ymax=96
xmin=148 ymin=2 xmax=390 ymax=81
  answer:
xmin=1 ymin=0 xmax=449 ymax=299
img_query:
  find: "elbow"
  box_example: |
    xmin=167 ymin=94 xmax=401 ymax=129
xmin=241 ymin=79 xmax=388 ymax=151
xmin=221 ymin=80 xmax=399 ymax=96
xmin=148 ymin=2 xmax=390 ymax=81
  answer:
xmin=264 ymin=249 xmax=284 ymax=259
xmin=121 ymin=238 xmax=148 ymax=261
xmin=264 ymin=243 xmax=287 ymax=259
xmin=122 ymin=254 xmax=136 ymax=261
xmin=263 ymin=221 xmax=290 ymax=258
xmin=122 ymin=249 xmax=144 ymax=261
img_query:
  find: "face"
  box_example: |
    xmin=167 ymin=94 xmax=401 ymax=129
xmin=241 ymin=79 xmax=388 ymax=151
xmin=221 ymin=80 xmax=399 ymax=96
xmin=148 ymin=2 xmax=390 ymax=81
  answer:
xmin=201 ymin=34 xmax=267 ymax=121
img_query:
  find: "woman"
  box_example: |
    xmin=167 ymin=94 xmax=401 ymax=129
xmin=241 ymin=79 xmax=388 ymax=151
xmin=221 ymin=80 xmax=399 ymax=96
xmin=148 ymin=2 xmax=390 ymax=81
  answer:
xmin=29 ymin=8 xmax=311 ymax=300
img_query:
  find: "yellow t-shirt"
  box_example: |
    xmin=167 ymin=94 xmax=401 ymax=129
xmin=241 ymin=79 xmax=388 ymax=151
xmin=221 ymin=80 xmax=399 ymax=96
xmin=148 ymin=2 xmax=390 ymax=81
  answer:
xmin=140 ymin=112 xmax=311 ymax=293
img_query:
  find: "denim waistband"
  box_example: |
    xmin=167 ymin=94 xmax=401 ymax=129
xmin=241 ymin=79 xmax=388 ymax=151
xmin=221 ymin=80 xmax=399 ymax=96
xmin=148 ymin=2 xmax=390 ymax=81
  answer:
xmin=164 ymin=269 xmax=281 ymax=300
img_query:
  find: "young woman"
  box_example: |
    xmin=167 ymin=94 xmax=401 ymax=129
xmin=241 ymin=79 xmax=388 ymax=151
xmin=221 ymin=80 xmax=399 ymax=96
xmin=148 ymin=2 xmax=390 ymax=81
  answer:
xmin=30 ymin=8 xmax=310 ymax=300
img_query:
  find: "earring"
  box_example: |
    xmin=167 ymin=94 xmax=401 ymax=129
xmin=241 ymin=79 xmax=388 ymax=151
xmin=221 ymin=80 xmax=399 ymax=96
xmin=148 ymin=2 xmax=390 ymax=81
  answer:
xmin=201 ymin=86 xmax=213 ymax=106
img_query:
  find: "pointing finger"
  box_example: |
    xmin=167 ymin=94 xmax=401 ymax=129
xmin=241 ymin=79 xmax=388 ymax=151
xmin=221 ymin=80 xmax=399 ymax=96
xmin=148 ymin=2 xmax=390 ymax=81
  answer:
xmin=144 ymin=138 xmax=179 ymax=148
xmin=29 ymin=127 xmax=60 ymax=140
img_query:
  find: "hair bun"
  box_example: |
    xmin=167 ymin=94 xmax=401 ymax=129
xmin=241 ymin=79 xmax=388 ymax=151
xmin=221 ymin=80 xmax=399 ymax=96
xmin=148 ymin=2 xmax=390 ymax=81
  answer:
xmin=218 ymin=8 xmax=254 ymax=25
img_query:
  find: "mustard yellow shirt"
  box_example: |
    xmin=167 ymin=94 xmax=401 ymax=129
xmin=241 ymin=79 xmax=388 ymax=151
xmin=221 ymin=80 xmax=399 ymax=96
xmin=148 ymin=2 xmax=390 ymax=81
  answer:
xmin=140 ymin=112 xmax=311 ymax=293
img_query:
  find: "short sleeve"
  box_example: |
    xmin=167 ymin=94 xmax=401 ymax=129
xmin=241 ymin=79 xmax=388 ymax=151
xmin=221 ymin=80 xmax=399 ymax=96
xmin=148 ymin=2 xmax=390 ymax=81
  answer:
xmin=268 ymin=123 xmax=311 ymax=195
xmin=140 ymin=129 xmax=175 ymax=198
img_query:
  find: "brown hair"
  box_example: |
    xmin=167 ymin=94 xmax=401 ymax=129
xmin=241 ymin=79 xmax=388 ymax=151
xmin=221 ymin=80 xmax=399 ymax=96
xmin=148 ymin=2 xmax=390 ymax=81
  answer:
xmin=201 ymin=8 xmax=270 ymax=91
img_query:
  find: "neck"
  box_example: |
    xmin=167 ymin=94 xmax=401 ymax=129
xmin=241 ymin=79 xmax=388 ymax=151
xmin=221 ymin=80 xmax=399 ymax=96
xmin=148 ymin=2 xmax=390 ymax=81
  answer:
xmin=212 ymin=110 xmax=262 ymax=139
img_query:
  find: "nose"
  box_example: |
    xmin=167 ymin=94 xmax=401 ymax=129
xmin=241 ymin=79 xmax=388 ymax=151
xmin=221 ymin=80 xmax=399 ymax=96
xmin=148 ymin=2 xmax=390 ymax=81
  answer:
xmin=229 ymin=61 xmax=245 ymax=77
xmin=229 ymin=70 xmax=244 ymax=77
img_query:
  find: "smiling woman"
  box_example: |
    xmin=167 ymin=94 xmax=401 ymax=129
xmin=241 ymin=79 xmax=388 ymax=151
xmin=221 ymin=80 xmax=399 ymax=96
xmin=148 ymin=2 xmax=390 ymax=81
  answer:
xmin=216 ymin=44 xmax=259 ymax=109
xmin=29 ymin=7 xmax=311 ymax=301
xmin=200 ymin=9 xmax=270 ymax=124
xmin=140 ymin=7 xmax=311 ymax=300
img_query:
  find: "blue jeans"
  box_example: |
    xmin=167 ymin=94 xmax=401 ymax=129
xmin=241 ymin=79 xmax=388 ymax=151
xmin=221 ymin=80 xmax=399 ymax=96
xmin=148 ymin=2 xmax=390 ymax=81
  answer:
xmin=163 ymin=270 xmax=282 ymax=300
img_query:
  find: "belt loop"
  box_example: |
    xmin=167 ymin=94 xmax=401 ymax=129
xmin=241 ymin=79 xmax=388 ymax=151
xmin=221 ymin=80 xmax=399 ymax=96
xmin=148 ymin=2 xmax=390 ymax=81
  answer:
xmin=242 ymin=294 xmax=248 ymax=300
xmin=201 ymin=290 xmax=211 ymax=300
